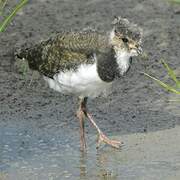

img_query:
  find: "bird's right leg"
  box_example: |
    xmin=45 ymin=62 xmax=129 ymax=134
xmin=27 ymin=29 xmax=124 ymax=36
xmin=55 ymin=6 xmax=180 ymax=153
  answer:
xmin=76 ymin=97 xmax=87 ymax=151
xmin=81 ymin=97 xmax=122 ymax=149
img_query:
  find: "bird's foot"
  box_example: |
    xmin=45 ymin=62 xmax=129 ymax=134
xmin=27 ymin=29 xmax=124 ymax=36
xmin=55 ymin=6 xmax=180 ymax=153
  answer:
xmin=97 ymin=132 xmax=123 ymax=149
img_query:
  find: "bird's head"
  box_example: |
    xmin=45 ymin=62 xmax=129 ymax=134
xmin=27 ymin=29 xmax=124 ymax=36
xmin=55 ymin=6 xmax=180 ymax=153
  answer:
xmin=110 ymin=16 xmax=143 ymax=56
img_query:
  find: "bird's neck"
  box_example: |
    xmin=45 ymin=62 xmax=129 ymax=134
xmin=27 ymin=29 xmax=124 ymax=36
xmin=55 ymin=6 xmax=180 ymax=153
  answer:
xmin=108 ymin=29 xmax=131 ymax=74
xmin=115 ymin=50 xmax=131 ymax=75
xmin=96 ymin=32 xmax=131 ymax=82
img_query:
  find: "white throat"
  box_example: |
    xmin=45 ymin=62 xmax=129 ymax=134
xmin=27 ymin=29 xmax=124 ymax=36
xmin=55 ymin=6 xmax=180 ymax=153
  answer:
xmin=115 ymin=51 xmax=131 ymax=75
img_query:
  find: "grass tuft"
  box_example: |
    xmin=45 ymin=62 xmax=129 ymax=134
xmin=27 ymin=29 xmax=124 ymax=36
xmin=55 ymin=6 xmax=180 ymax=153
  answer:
xmin=0 ymin=0 xmax=28 ymax=32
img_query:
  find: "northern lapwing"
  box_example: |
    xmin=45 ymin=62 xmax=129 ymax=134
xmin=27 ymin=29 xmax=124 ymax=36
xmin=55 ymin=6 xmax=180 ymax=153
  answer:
xmin=15 ymin=16 xmax=143 ymax=151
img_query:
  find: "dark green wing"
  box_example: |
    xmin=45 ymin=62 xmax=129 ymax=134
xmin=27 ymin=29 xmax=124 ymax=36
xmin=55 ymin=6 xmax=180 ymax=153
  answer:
xmin=16 ymin=30 xmax=109 ymax=77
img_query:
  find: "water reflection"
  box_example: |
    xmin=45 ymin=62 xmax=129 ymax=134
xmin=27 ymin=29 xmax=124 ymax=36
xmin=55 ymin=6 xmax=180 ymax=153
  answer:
xmin=78 ymin=149 xmax=118 ymax=180
xmin=0 ymin=121 xmax=119 ymax=180
xmin=79 ymin=151 xmax=87 ymax=180
xmin=96 ymin=150 xmax=118 ymax=180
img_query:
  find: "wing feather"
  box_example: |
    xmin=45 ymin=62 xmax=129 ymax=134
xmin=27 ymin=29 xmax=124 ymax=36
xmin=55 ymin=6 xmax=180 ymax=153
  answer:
xmin=16 ymin=30 xmax=109 ymax=77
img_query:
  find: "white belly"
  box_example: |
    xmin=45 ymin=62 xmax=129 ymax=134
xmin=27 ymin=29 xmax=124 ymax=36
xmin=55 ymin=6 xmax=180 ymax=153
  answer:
xmin=44 ymin=63 xmax=112 ymax=98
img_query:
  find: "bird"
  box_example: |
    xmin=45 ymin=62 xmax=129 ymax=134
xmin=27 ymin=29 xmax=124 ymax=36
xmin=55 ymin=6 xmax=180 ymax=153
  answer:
xmin=15 ymin=16 xmax=143 ymax=151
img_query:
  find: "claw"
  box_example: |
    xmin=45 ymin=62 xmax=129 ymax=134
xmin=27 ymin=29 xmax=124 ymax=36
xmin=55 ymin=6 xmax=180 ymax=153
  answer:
xmin=96 ymin=132 xmax=123 ymax=149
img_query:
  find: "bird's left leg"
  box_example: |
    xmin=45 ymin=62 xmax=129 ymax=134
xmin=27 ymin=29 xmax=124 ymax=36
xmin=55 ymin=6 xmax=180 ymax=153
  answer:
xmin=77 ymin=97 xmax=87 ymax=151
xmin=82 ymin=98 xmax=122 ymax=149
xmin=86 ymin=112 xmax=122 ymax=149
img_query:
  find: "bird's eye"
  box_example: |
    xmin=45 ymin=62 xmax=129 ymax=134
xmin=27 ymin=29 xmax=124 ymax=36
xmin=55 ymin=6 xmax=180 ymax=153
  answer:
xmin=122 ymin=37 xmax=128 ymax=43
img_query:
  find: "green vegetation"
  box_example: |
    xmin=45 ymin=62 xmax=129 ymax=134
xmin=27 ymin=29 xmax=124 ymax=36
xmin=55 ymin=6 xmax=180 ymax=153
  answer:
xmin=0 ymin=0 xmax=28 ymax=32
xmin=142 ymin=60 xmax=180 ymax=95
xmin=169 ymin=0 xmax=180 ymax=4
xmin=0 ymin=0 xmax=7 ymax=15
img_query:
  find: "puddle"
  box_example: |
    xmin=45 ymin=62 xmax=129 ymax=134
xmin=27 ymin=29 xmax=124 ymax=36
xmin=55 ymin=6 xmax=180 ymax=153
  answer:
xmin=0 ymin=121 xmax=180 ymax=180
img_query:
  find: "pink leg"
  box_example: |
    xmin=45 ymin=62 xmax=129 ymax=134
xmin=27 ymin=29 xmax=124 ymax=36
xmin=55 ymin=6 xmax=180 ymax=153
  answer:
xmin=76 ymin=99 xmax=87 ymax=151
xmin=77 ymin=97 xmax=122 ymax=150
xmin=85 ymin=112 xmax=122 ymax=149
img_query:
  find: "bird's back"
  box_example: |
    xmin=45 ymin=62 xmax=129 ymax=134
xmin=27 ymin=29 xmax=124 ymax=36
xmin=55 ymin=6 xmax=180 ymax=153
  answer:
xmin=16 ymin=30 xmax=109 ymax=78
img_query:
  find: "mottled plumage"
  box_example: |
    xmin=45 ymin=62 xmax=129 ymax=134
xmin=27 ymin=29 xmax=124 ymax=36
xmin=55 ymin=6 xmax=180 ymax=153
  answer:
xmin=16 ymin=30 xmax=110 ymax=78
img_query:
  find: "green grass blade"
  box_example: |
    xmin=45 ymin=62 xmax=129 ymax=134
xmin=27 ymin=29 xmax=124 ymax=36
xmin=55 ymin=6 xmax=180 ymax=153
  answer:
xmin=142 ymin=72 xmax=180 ymax=95
xmin=161 ymin=60 xmax=180 ymax=87
xmin=0 ymin=0 xmax=28 ymax=32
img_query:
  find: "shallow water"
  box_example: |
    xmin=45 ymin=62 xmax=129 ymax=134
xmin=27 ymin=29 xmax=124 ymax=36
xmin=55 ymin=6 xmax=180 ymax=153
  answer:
xmin=1 ymin=121 xmax=180 ymax=180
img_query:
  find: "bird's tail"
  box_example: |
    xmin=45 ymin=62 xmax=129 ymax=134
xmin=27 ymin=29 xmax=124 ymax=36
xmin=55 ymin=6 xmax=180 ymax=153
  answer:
xmin=14 ymin=43 xmax=43 ymax=73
